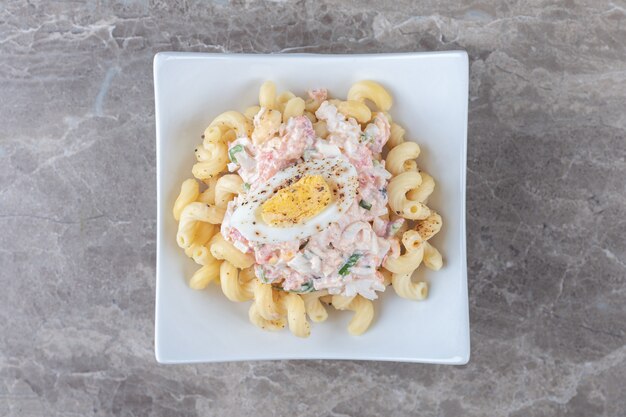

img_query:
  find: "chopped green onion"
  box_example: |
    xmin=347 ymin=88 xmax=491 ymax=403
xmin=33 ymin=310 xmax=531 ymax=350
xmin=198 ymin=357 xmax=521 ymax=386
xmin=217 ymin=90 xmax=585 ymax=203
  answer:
xmin=359 ymin=199 xmax=372 ymax=210
xmin=338 ymin=253 xmax=362 ymax=276
xmin=243 ymin=182 xmax=251 ymax=191
xmin=360 ymin=131 xmax=374 ymax=143
xmin=291 ymin=281 xmax=315 ymax=293
xmin=228 ymin=144 xmax=244 ymax=163
xmin=255 ymin=265 xmax=269 ymax=283
xmin=389 ymin=220 xmax=404 ymax=236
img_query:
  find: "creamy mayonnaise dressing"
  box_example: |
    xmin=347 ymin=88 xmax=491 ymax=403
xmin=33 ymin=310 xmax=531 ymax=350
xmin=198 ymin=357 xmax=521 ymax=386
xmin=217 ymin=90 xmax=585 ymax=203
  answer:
xmin=222 ymin=100 xmax=402 ymax=299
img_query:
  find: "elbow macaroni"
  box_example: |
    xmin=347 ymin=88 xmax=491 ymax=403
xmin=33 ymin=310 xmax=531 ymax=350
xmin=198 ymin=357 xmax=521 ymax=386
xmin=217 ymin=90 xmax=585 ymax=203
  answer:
xmin=388 ymin=122 xmax=406 ymax=149
xmin=281 ymin=293 xmax=311 ymax=338
xmin=209 ymin=110 xmax=253 ymax=137
xmin=423 ymin=241 xmax=443 ymax=270
xmin=252 ymin=280 xmax=282 ymax=321
xmin=173 ymin=80 xmax=444 ymax=337
xmin=215 ymin=174 xmax=243 ymax=208
xmin=301 ymin=291 xmax=329 ymax=322
xmin=387 ymin=171 xmax=432 ymax=220
xmin=392 ymin=272 xmax=429 ymax=300
xmin=282 ymin=97 xmax=305 ymax=122
xmin=177 ymin=202 xmax=225 ymax=249
xmin=337 ymin=100 xmax=372 ymax=123
xmin=347 ymin=80 xmax=393 ymax=111
xmin=249 ymin=301 xmax=286 ymax=331
xmin=332 ymin=295 xmax=374 ymax=336
xmin=244 ymin=105 xmax=261 ymax=120
xmin=198 ymin=177 xmax=218 ymax=205
xmin=252 ymin=108 xmax=282 ymax=144
xmin=219 ymin=260 xmax=253 ymax=302
xmin=383 ymin=232 xmax=425 ymax=274
xmin=173 ymin=179 xmax=200 ymax=221
xmin=209 ymin=233 xmax=255 ymax=269
xmin=386 ymin=142 xmax=420 ymax=176
xmin=259 ymin=81 xmax=277 ymax=109
xmin=192 ymin=141 xmax=229 ymax=180
xmin=406 ymin=171 xmax=435 ymax=203
xmin=184 ymin=222 xmax=217 ymax=263
xmin=189 ymin=261 xmax=221 ymax=290
xmin=276 ymin=91 xmax=296 ymax=111
xmin=313 ymin=120 xmax=328 ymax=139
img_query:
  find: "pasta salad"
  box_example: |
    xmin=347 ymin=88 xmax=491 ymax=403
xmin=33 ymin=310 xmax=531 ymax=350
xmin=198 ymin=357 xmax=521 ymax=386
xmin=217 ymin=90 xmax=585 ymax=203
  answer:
xmin=173 ymin=81 xmax=443 ymax=337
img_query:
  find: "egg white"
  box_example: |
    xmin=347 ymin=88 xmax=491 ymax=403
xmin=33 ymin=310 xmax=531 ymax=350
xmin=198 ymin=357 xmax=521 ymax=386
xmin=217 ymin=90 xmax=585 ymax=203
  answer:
xmin=230 ymin=157 xmax=358 ymax=244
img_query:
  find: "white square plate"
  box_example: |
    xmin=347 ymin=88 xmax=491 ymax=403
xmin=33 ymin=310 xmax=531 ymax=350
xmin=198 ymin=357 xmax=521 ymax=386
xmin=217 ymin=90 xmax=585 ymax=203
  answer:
xmin=154 ymin=52 xmax=469 ymax=364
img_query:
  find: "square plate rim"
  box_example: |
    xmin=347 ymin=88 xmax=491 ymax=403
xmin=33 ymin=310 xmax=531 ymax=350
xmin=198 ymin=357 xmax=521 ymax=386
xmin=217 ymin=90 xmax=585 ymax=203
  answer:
xmin=154 ymin=51 xmax=470 ymax=365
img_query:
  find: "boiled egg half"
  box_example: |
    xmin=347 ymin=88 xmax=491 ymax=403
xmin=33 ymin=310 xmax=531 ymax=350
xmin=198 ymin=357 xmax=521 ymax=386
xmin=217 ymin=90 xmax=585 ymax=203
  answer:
xmin=229 ymin=158 xmax=358 ymax=243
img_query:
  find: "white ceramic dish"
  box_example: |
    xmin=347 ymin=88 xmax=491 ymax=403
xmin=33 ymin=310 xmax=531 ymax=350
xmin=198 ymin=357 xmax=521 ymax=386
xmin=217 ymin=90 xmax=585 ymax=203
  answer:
xmin=154 ymin=51 xmax=469 ymax=364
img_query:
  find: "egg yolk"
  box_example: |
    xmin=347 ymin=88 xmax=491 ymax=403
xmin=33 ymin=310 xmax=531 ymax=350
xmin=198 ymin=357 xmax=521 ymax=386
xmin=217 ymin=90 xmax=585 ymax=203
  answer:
xmin=261 ymin=175 xmax=332 ymax=227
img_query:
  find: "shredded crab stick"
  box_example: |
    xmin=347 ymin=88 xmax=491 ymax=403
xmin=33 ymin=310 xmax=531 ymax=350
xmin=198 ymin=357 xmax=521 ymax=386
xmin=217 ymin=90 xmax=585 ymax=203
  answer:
xmin=223 ymin=101 xmax=398 ymax=299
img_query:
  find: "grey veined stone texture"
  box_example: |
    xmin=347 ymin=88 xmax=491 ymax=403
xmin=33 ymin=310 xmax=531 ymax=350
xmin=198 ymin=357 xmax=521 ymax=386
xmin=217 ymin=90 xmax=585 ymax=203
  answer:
xmin=1 ymin=1 xmax=625 ymax=416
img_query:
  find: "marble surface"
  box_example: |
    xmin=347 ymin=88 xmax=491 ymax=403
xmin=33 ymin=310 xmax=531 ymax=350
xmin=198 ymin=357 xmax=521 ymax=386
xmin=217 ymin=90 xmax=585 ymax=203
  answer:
xmin=1 ymin=0 xmax=625 ymax=416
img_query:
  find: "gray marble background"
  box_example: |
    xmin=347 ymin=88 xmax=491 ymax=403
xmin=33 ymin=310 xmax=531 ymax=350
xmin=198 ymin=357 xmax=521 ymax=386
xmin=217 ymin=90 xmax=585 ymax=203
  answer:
xmin=1 ymin=0 xmax=625 ymax=416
